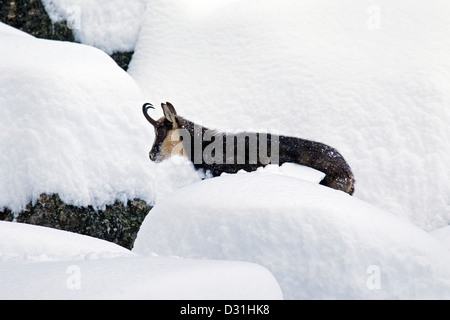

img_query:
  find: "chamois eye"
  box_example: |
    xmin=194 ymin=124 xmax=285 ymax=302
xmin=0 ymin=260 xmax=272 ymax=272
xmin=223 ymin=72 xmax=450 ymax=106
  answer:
xmin=157 ymin=128 xmax=167 ymax=137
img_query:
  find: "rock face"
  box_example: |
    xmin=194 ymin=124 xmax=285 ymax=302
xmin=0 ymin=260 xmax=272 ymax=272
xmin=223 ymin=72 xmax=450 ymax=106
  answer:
xmin=0 ymin=0 xmax=133 ymax=70
xmin=1 ymin=194 xmax=152 ymax=250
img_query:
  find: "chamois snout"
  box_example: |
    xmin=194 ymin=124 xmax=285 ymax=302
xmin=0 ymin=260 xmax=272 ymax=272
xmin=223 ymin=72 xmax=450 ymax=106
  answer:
xmin=149 ymin=150 xmax=158 ymax=162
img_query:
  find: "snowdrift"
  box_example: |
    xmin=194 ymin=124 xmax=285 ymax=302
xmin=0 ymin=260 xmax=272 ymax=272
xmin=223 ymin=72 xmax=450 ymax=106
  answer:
xmin=128 ymin=0 xmax=450 ymax=231
xmin=134 ymin=173 xmax=450 ymax=300
xmin=0 ymin=25 xmax=157 ymax=212
xmin=0 ymin=221 xmax=282 ymax=300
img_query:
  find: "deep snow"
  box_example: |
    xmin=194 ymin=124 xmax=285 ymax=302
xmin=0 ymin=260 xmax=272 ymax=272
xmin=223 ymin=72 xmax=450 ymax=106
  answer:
xmin=0 ymin=221 xmax=132 ymax=262
xmin=0 ymin=221 xmax=282 ymax=300
xmin=1 ymin=0 xmax=450 ymax=300
xmin=1 ymin=257 xmax=282 ymax=300
xmin=134 ymin=172 xmax=450 ymax=300
xmin=0 ymin=21 xmax=206 ymax=213
xmin=31 ymin=0 xmax=450 ymax=231
xmin=0 ymin=26 xmax=157 ymax=212
xmin=128 ymin=0 xmax=450 ymax=231
xmin=41 ymin=0 xmax=147 ymax=54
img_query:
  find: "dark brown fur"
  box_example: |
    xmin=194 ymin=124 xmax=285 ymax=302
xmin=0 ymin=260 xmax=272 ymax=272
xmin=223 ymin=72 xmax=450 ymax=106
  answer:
xmin=144 ymin=102 xmax=355 ymax=195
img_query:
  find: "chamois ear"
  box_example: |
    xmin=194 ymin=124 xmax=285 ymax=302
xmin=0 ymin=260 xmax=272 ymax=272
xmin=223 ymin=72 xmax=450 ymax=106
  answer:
xmin=161 ymin=102 xmax=177 ymax=123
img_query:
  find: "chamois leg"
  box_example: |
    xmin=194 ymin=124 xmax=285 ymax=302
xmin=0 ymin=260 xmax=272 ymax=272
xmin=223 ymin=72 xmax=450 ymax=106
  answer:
xmin=320 ymin=170 xmax=355 ymax=195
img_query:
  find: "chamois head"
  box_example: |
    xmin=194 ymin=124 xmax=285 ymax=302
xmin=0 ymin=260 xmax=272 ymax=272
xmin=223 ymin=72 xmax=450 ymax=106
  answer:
xmin=143 ymin=102 xmax=184 ymax=162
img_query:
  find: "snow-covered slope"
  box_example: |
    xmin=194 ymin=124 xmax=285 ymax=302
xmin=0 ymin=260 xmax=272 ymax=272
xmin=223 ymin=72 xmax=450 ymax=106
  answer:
xmin=134 ymin=173 xmax=450 ymax=300
xmin=0 ymin=26 xmax=157 ymax=212
xmin=0 ymin=221 xmax=282 ymax=300
xmin=128 ymin=0 xmax=450 ymax=231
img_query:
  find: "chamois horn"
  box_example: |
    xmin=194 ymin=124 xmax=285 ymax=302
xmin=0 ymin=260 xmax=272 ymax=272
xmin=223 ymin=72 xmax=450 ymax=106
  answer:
xmin=142 ymin=103 xmax=157 ymax=126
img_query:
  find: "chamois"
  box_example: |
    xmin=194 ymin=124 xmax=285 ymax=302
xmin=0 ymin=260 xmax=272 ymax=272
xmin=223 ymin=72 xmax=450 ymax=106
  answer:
xmin=143 ymin=102 xmax=355 ymax=195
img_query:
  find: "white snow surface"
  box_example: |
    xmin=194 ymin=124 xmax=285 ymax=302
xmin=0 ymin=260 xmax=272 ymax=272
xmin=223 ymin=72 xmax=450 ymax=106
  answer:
xmin=1 ymin=257 xmax=282 ymax=300
xmin=431 ymin=226 xmax=450 ymax=252
xmin=0 ymin=221 xmax=282 ymax=300
xmin=128 ymin=0 xmax=450 ymax=231
xmin=36 ymin=0 xmax=450 ymax=230
xmin=41 ymin=0 xmax=147 ymax=54
xmin=0 ymin=221 xmax=131 ymax=262
xmin=0 ymin=22 xmax=34 ymax=38
xmin=2 ymin=0 xmax=450 ymax=300
xmin=247 ymin=163 xmax=325 ymax=184
xmin=0 ymin=28 xmax=161 ymax=212
xmin=134 ymin=173 xmax=450 ymax=300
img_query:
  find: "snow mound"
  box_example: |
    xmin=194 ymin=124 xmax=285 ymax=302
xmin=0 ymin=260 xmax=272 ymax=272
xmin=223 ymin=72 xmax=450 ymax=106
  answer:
xmin=0 ymin=26 xmax=157 ymax=212
xmin=0 ymin=222 xmax=282 ymax=300
xmin=134 ymin=173 xmax=450 ymax=299
xmin=0 ymin=221 xmax=131 ymax=262
xmin=128 ymin=0 xmax=450 ymax=231
xmin=0 ymin=256 xmax=282 ymax=300
xmin=41 ymin=0 xmax=147 ymax=54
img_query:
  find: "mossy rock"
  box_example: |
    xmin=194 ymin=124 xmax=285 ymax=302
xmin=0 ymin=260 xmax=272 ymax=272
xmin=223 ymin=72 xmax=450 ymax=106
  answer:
xmin=0 ymin=194 xmax=152 ymax=250
xmin=110 ymin=51 xmax=134 ymax=71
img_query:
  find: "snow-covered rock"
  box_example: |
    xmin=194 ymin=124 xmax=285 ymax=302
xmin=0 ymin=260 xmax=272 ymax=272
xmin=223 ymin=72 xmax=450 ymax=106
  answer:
xmin=0 ymin=25 xmax=156 ymax=212
xmin=0 ymin=221 xmax=282 ymax=300
xmin=128 ymin=0 xmax=450 ymax=231
xmin=41 ymin=0 xmax=147 ymax=54
xmin=134 ymin=173 xmax=450 ymax=299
